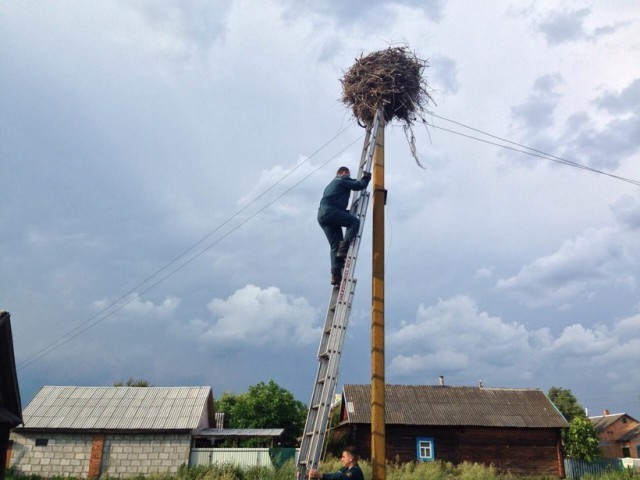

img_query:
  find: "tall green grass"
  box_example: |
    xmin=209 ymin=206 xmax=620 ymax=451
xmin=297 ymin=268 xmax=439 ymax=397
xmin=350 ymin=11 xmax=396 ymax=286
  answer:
xmin=7 ymin=460 xmax=640 ymax=480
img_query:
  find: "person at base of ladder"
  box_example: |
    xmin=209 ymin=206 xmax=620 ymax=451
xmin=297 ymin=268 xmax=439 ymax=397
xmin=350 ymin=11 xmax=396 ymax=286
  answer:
xmin=308 ymin=446 xmax=365 ymax=480
xmin=318 ymin=166 xmax=371 ymax=285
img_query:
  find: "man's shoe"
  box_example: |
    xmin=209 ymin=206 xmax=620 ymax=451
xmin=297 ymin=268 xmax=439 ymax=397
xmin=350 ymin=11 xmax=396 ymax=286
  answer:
xmin=331 ymin=268 xmax=342 ymax=285
xmin=336 ymin=241 xmax=350 ymax=258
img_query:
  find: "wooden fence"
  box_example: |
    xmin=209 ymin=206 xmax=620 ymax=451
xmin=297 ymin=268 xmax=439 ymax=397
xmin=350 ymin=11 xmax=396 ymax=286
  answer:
xmin=563 ymin=458 xmax=624 ymax=479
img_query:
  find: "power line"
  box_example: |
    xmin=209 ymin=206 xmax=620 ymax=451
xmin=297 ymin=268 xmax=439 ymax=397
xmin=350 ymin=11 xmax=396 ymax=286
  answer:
xmin=18 ymin=125 xmax=362 ymax=370
xmin=425 ymin=114 xmax=640 ymax=187
xmin=19 ymin=112 xmax=640 ymax=368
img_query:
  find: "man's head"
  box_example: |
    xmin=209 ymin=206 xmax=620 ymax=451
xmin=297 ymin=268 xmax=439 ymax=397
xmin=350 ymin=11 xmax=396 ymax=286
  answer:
xmin=340 ymin=446 xmax=358 ymax=468
xmin=336 ymin=166 xmax=350 ymax=177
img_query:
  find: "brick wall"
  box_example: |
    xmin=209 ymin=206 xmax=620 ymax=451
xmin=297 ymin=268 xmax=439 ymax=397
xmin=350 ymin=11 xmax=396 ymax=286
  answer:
xmin=9 ymin=432 xmax=93 ymax=477
xmin=9 ymin=431 xmax=191 ymax=477
xmin=88 ymin=434 xmax=105 ymax=479
xmin=596 ymin=415 xmax=640 ymax=458
xmin=102 ymin=433 xmax=191 ymax=476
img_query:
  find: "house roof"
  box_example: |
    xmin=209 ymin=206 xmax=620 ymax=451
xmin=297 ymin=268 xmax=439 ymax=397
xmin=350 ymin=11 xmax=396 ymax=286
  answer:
xmin=19 ymin=386 xmax=213 ymax=431
xmin=588 ymin=413 xmax=634 ymax=434
xmin=0 ymin=311 xmax=22 ymax=426
xmin=619 ymin=425 xmax=640 ymax=442
xmin=342 ymin=384 xmax=568 ymax=428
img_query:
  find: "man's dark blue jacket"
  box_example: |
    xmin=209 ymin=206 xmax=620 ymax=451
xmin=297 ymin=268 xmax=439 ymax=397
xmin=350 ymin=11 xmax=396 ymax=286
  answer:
xmin=320 ymin=464 xmax=365 ymax=480
xmin=319 ymin=175 xmax=370 ymax=212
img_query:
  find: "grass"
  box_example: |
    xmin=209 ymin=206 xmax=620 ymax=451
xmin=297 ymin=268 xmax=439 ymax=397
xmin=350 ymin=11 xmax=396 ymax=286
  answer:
xmin=7 ymin=460 xmax=640 ymax=480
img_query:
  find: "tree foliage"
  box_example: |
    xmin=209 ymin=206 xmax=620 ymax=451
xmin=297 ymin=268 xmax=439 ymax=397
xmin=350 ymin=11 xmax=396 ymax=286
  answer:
xmin=565 ymin=416 xmax=601 ymax=462
xmin=214 ymin=380 xmax=307 ymax=447
xmin=114 ymin=378 xmax=152 ymax=387
xmin=548 ymin=387 xmax=586 ymax=422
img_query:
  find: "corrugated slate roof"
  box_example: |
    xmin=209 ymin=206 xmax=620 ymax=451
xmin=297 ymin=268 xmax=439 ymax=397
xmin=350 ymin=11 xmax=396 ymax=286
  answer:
xmin=342 ymin=384 xmax=568 ymax=428
xmin=619 ymin=425 xmax=640 ymax=442
xmin=589 ymin=413 xmax=628 ymax=434
xmin=20 ymin=386 xmax=213 ymax=431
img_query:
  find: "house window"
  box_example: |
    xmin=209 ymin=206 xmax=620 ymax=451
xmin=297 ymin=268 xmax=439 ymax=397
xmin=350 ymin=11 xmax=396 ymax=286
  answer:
xmin=35 ymin=438 xmax=49 ymax=447
xmin=416 ymin=437 xmax=434 ymax=462
xmin=622 ymin=446 xmax=630 ymax=457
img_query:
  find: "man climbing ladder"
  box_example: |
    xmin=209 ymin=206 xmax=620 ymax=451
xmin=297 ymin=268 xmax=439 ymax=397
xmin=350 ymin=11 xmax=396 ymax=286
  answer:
xmin=318 ymin=167 xmax=371 ymax=285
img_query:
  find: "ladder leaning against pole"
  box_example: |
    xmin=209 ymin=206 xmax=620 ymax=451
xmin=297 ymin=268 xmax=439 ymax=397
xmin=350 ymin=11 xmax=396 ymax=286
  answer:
xmin=296 ymin=109 xmax=383 ymax=480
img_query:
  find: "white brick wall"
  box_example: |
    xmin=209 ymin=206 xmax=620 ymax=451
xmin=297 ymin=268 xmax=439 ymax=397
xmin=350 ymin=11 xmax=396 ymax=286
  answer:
xmin=10 ymin=432 xmax=191 ymax=477
xmin=9 ymin=433 xmax=92 ymax=477
xmin=102 ymin=434 xmax=191 ymax=475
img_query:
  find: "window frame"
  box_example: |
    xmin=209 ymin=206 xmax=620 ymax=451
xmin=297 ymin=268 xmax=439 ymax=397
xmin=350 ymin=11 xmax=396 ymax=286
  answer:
xmin=416 ymin=436 xmax=435 ymax=462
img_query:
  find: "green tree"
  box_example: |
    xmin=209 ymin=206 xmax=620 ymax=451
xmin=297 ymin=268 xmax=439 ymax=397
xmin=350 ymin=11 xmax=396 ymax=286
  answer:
xmin=114 ymin=378 xmax=152 ymax=387
xmin=565 ymin=416 xmax=601 ymax=462
xmin=548 ymin=387 xmax=586 ymax=422
xmin=215 ymin=391 xmax=239 ymax=427
xmin=215 ymin=380 xmax=307 ymax=447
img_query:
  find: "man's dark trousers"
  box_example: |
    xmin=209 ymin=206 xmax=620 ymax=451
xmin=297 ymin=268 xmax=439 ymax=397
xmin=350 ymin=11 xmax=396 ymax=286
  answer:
xmin=318 ymin=207 xmax=360 ymax=270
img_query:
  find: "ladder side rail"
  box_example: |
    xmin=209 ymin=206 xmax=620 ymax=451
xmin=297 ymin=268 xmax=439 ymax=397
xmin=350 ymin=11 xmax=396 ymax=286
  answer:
xmin=297 ymin=109 xmax=382 ymax=480
xmin=298 ymin=269 xmax=358 ymax=472
xmin=303 ymin=281 xmax=356 ymax=474
xmin=316 ymin=289 xmax=339 ymax=357
xmin=297 ymin=198 xmax=372 ymax=477
xmin=355 ymin=109 xmax=381 ymax=180
xmin=297 ymin=194 xmax=373 ymax=476
xmin=299 ymin=197 xmax=366 ymax=474
xmin=299 ymin=288 xmax=340 ymax=470
xmin=303 ymin=274 xmax=355 ymax=463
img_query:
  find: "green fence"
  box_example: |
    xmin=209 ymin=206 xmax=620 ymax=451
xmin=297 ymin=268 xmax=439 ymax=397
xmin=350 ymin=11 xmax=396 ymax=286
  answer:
xmin=564 ymin=458 xmax=624 ymax=479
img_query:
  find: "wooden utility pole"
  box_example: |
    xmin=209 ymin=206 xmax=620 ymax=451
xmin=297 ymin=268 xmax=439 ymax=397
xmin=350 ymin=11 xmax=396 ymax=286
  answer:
xmin=371 ymin=117 xmax=386 ymax=480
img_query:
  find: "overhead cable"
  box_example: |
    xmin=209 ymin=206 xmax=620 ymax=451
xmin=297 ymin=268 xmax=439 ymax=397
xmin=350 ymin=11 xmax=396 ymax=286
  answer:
xmin=426 ymin=114 xmax=640 ymax=187
xmin=18 ymin=124 xmax=361 ymax=370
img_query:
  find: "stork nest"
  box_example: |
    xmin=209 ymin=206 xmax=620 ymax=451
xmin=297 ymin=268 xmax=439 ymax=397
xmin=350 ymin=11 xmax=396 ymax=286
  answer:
xmin=341 ymin=46 xmax=432 ymax=126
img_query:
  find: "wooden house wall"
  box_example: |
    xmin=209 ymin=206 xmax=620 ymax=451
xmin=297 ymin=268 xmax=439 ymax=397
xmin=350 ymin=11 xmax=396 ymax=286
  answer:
xmin=335 ymin=424 xmax=563 ymax=477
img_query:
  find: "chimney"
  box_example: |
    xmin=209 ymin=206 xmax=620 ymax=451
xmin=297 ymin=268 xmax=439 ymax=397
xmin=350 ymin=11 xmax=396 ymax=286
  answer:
xmin=438 ymin=375 xmax=444 ymax=386
xmin=603 ymin=409 xmax=610 ymax=416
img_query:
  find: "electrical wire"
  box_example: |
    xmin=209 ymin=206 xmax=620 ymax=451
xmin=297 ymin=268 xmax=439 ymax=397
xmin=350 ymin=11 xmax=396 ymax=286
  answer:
xmin=425 ymin=114 xmax=640 ymax=187
xmin=19 ymin=112 xmax=640 ymax=369
xmin=17 ymin=125 xmax=362 ymax=370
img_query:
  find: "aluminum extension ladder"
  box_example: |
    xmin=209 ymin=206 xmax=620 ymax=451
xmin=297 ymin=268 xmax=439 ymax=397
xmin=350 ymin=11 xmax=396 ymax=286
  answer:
xmin=296 ymin=109 xmax=383 ymax=480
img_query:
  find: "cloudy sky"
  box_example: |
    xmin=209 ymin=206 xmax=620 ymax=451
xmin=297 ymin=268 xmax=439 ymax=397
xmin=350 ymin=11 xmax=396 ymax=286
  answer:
xmin=2 ymin=1 xmax=639 ymax=420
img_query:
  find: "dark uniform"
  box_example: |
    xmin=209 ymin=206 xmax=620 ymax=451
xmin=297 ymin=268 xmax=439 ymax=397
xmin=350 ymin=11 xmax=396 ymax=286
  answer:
xmin=320 ymin=464 xmax=365 ymax=480
xmin=317 ymin=173 xmax=371 ymax=273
